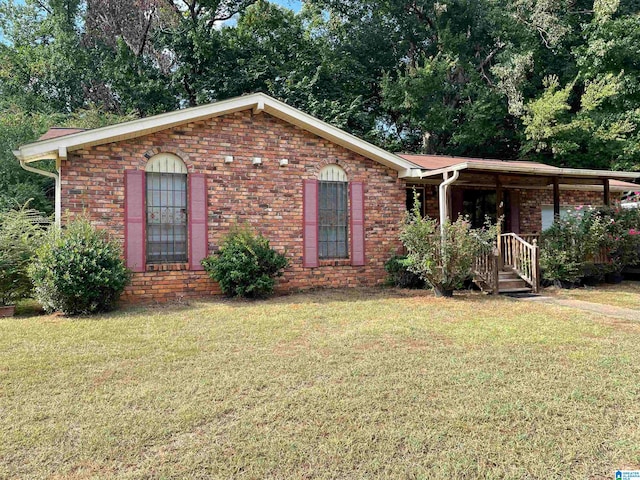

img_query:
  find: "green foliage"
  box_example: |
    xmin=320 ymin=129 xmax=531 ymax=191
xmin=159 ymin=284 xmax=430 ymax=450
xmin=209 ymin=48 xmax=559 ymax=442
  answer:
xmin=384 ymin=255 xmax=425 ymax=289
xmin=540 ymin=207 xmax=624 ymax=285
xmin=29 ymin=218 xmax=131 ymax=315
xmin=400 ymin=197 xmax=498 ymax=294
xmin=539 ymin=234 xmax=581 ymax=286
xmin=0 ymin=105 xmax=137 ymax=216
xmin=0 ymin=108 xmax=57 ymax=214
xmin=594 ymin=205 xmax=640 ymax=271
xmin=521 ymin=1 xmax=640 ymax=170
xmin=1 ymin=0 xmax=639 ymax=172
xmin=201 ymin=227 xmax=288 ymax=298
xmin=0 ymin=205 xmax=47 ymax=305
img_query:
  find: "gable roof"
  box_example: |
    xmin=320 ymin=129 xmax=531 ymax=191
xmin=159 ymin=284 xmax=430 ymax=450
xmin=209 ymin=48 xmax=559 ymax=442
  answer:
xmin=14 ymin=93 xmax=417 ymax=173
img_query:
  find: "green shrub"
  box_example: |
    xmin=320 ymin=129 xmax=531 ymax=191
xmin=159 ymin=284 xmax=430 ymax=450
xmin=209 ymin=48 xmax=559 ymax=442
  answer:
xmin=540 ymin=206 xmax=612 ymax=286
xmin=0 ymin=205 xmax=47 ymax=306
xmin=400 ymin=200 xmax=497 ymax=295
xmin=599 ymin=206 xmax=640 ymax=270
xmin=29 ymin=218 xmax=131 ymax=315
xmin=384 ymin=255 xmax=425 ymax=289
xmin=202 ymin=227 xmax=288 ymax=298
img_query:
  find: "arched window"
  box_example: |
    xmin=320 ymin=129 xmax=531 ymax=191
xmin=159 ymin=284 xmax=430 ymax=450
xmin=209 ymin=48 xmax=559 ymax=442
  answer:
xmin=145 ymin=153 xmax=188 ymax=263
xmin=318 ymin=165 xmax=348 ymax=259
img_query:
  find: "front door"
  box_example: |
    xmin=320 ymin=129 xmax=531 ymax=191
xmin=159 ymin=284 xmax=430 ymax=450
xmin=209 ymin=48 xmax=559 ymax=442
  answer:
xmin=454 ymin=189 xmax=512 ymax=231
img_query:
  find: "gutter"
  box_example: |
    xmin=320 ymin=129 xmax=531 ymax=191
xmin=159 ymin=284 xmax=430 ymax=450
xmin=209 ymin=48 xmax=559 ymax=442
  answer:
xmin=439 ymin=168 xmax=462 ymax=234
xmin=16 ymin=153 xmax=61 ymax=227
xmin=414 ymin=162 xmax=640 ymax=181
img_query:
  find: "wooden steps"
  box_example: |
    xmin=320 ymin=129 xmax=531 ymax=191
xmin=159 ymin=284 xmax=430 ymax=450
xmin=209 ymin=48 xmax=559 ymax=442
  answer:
xmin=498 ymin=268 xmax=532 ymax=294
xmin=472 ymin=234 xmax=541 ymax=294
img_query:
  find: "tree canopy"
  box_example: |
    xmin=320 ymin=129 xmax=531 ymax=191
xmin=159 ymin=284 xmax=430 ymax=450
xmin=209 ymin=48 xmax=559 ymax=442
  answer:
xmin=1 ymin=0 xmax=638 ymax=213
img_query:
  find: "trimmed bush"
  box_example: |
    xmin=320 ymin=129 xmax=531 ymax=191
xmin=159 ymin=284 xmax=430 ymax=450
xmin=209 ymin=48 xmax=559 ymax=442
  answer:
xmin=384 ymin=255 xmax=425 ymax=289
xmin=202 ymin=227 xmax=288 ymax=298
xmin=29 ymin=218 xmax=131 ymax=315
xmin=0 ymin=205 xmax=47 ymax=306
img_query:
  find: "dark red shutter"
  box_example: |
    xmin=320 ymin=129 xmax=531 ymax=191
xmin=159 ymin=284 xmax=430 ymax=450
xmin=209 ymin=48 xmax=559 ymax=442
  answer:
xmin=189 ymin=173 xmax=208 ymax=271
xmin=303 ymin=179 xmax=319 ymax=267
xmin=125 ymin=169 xmax=146 ymax=273
xmin=350 ymin=181 xmax=365 ymax=266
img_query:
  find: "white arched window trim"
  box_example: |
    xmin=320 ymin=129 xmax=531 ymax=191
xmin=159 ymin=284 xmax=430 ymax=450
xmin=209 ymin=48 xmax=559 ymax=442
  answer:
xmin=319 ymin=164 xmax=347 ymax=182
xmin=145 ymin=152 xmax=188 ymax=174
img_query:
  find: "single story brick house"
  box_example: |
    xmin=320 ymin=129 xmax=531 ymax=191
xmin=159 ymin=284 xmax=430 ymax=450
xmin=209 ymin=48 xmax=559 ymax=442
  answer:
xmin=14 ymin=93 xmax=639 ymax=301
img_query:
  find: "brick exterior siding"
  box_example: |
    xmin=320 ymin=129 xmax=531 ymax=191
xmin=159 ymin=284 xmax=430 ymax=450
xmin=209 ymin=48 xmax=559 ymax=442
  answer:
xmin=519 ymin=189 xmax=621 ymax=234
xmin=60 ymin=111 xmax=406 ymax=303
xmin=408 ymin=184 xmax=620 ymax=234
xmin=59 ymin=108 xmax=624 ymax=303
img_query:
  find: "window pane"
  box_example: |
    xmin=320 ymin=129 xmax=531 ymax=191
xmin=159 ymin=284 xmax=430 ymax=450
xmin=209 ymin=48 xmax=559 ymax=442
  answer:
xmin=318 ymin=180 xmax=348 ymax=259
xmin=146 ymin=172 xmax=188 ymax=263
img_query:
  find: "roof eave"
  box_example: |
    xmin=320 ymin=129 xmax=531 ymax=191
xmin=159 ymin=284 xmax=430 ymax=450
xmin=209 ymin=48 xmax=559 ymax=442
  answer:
xmin=407 ymin=162 xmax=639 ymax=181
xmin=15 ymin=93 xmax=417 ymax=172
xmin=468 ymin=162 xmax=640 ymax=180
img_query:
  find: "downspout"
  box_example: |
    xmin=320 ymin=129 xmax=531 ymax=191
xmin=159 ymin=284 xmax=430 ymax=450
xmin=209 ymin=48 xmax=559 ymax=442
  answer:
xmin=18 ymin=157 xmax=61 ymax=227
xmin=438 ymin=169 xmax=461 ymax=235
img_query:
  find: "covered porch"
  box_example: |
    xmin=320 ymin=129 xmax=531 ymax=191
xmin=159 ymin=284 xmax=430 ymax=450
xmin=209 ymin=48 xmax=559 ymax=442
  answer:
xmin=399 ymin=155 xmax=640 ymax=294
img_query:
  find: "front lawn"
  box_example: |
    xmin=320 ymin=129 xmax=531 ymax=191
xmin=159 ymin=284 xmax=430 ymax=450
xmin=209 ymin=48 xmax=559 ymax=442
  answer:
xmin=550 ymin=281 xmax=640 ymax=310
xmin=2 ymin=289 xmax=640 ymax=478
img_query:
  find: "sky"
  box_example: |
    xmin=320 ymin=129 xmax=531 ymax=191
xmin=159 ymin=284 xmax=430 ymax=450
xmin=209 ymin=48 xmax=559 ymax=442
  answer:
xmin=271 ymin=0 xmax=303 ymax=11
xmin=1 ymin=0 xmax=304 ymax=43
xmin=9 ymin=0 xmax=303 ymax=10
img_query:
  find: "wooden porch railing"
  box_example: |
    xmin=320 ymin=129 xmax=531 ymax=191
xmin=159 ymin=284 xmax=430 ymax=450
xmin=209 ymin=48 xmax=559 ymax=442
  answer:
xmin=473 ymin=241 xmax=500 ymax=293
xmin=500 ymin=233 xmax=540 ymax=293
xmin=519 ymin=234 xmax=540 ymax=246
xmin=590 ymin=246 xmax=612 ymax=265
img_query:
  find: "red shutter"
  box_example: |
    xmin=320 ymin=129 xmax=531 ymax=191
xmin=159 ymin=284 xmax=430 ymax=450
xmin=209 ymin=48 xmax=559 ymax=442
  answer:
xmin=303 ymin=179 xmax=319 ymax=267
xmin=350 ymin=181 xmax=365 ymax=266
xmin=125 ymin=169 xmax=146 ymax=273
xmin=189 ymin=173 xmax=208 ymax=271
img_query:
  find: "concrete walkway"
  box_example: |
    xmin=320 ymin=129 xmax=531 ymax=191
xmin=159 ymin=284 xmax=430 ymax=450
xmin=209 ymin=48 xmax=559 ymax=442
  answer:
xmin=515 ymin=295 xmax=640 ymax=322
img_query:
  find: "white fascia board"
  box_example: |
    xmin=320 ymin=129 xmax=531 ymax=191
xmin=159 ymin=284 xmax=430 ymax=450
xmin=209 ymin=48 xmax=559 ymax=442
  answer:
xmin=413 ymin=162 xmax=639 ymax=181
xmin=412 ymin=164 xmax=470 ymax=179
xmin=15 ymin=92 xmax=417 ymax=173
xmin=398 ymin=168 xmax=425 ymax=178
xmin=463 ymin=161 xmax=640 ymax=180
xmin=16 ymin=94 xmax=262 ymax=162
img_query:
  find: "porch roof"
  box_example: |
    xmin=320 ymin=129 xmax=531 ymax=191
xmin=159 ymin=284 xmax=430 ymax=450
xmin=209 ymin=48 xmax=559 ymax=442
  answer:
xmin=398 ymin=154 xmax=639 ymax=191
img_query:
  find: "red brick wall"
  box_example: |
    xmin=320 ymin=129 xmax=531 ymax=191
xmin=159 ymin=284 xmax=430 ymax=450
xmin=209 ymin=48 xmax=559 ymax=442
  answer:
xmin=405 ymin=184 xmax=439 ymax=219
xmin=401 ymin=185 xmax=621 ymax=235
xmin=60 ymin=111 xmax=406 ymax=302
xmin=519 ymin=189 xmax=621 ymax=234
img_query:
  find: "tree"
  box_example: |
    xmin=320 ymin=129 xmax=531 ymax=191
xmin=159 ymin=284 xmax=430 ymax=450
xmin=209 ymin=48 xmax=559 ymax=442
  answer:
xmin=0 ymin=108 xmax=56 ymax=214
xmin=521 ymin=0 xmax=640 ymax=170
xmin=0 ymin=0 xmax=90 ymax=114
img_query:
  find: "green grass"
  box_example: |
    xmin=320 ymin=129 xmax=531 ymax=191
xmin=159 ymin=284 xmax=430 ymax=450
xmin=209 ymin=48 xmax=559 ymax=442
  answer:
xmin=2 ymin=288 xmax=640 ymax=479
xmin=550 ymin=281 xmax=640 ymax=310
